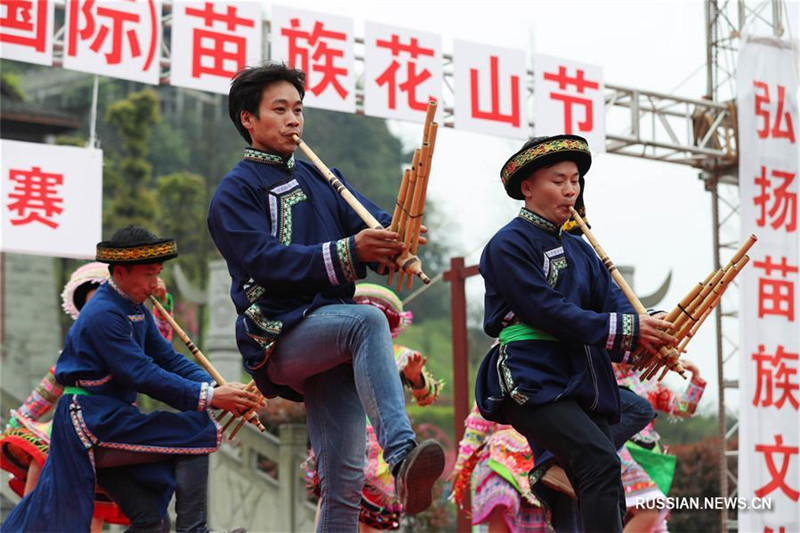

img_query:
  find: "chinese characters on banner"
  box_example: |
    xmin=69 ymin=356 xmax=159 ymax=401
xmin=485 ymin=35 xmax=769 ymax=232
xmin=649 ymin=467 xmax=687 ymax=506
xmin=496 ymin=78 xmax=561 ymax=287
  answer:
xmin=1 ymin=140 xmax=102 ymax=258
xmin=270 ymin=6 xmax=355 ymax=113
xmin=3 ymin=4 xmax=620 ymax=143
xmin=170 ymin=1 xmax=262 ymax=95
xmin=0 ymin=0 xmax=54 ymax=65
xmin=453 ymin=40 xmax=527 ymax=139
xmin=533 ymin=54 xmax=605 ymax=151
xmin=363 ymin=23 xmax=442 ymax=123
xmin=737 ymin=36 xmax=800 ymax=533
xmin=63 ymin=0 xmax=162 ymax=84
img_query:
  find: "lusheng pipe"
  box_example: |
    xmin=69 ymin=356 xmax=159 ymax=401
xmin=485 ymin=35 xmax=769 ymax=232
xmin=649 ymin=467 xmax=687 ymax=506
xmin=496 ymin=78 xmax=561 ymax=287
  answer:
xmin=567 ymin=207 xmax=686 ymax=380
xmin=149 ymin=296 xmax=265 ymax=434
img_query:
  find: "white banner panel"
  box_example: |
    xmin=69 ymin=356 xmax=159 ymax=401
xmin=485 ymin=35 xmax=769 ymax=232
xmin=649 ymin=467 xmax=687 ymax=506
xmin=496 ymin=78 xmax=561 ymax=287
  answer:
xmin=0 ymin=0 xmax=54 ymax=65
xmin=1 ymin=141 xmax=102 ymax=258
xmin=363 ymin=22 xmax=442 ymax=123
xmin=63 ymin=0 xmax=161 ymax=85
xmin=270 ymin=6 xmax=355 ymax=113
xmin=170 ymin=1 xmax=262 ymax=95
xmin=738 ymin=35 xmax=800 ymax=533
xmin=533 ymin=54 xmax=605 ymax=152
xmin=453 ymin=40 xmax=527 ymax=139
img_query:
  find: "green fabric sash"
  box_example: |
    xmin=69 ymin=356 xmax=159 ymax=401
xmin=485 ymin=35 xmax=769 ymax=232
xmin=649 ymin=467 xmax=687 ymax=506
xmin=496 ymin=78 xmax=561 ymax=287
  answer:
xmin=499 ymin=323 xmax=558 ymax=345
xmin=64 ymin=386 xmax=92 ymax=396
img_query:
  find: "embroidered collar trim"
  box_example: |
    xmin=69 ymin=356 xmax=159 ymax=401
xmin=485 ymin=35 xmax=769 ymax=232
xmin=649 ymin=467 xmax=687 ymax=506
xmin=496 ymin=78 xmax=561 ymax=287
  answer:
xmin=518 ymin=208 xmax=561 ymax=236
xmin=243 ymin=147 xmax=295 ymax=171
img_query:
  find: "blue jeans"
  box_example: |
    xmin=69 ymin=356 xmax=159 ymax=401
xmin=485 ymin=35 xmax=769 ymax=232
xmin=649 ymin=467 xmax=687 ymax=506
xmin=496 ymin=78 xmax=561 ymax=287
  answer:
xmin=613 ymin=387 xmax=655 ymax=449
xmin=266 ymin=304 xmax=417 ymax=532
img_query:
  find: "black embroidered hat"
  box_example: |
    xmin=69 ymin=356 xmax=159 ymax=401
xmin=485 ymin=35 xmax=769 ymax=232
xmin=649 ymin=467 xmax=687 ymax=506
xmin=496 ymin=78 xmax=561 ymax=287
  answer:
xmin=96 ymin=225 xmax=178 ymax=265
xmin=500 ymin=134 xmax=591 ymax=200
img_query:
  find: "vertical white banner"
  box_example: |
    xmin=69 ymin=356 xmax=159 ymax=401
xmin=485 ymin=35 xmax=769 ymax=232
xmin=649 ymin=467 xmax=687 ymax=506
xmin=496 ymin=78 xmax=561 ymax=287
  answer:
xmin=170 ymin=1 xmax=263 ymax=95
xmin=533 ymin=54 xmax=605 ymax=152
xmin=270 ymin=6 xmax=355 ymax=113
xmin=0 ymin=0 xmax=54 ymax=65
xmin=1 ymin=141 xmax=103 ymax=258
xmin=738 ymin=35 xmax=800 ymax=533
xmin=363 ymin=22 xmax=442 ymax=123
xmin=63 ymin=0 xmax=162 ymax=85
xmin=453 ymin=40 xmax=528 ymax=139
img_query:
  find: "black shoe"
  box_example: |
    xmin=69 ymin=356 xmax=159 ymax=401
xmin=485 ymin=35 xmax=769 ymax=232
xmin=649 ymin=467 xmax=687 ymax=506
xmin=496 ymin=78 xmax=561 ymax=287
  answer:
xmin=395 ymin=439 xmax=445 ymax=515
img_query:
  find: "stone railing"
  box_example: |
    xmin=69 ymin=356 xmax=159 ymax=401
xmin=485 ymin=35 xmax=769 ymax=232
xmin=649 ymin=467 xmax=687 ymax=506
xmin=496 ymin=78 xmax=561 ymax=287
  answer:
xmin=209 ymin=423 xmax=316 ymax=532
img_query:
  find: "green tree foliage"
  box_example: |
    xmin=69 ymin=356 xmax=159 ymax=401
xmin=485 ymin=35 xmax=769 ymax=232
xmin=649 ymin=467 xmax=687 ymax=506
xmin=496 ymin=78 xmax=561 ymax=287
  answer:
xmin=149 ymin=98 xmax=242 ymax=192
xmin=106 ymin=90 xmax=160 ymax=156
xmin=103 ymin=89 xmax=161 ymax=235
xmin=656 ymin=412 xmax=729 ymax=446
xmin=1 ymin=70 xmax=25 ymax=100
xmin=300 ymin=109 xmax=406 ymax=209
xmin=156 ymin=172 xmax=208 ymax=285
xmin=668 ymin=437 xmax=734 ymax=532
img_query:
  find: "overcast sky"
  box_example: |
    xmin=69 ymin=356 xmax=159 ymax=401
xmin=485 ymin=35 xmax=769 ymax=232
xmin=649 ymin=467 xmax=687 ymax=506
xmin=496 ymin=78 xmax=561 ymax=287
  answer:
xmin=261 ymin=0 xmax=799 ymax=413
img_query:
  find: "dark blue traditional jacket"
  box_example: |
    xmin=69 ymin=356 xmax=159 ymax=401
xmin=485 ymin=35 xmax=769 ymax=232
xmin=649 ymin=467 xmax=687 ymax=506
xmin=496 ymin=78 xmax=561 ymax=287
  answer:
xmin=3 ymin=281 xmax=220 ymax=532
xmin=475 ymin=207 xmax=640 ymax=424
xmin=207 ymin=149 xmax=391 ymax=400
xmin=57 ymin=281 xmax=215 ymax=407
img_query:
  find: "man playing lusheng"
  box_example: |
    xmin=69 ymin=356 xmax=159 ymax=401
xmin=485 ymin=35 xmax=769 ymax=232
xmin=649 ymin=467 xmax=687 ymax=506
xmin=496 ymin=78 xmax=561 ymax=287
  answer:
xmin=207 ymin=63 xmax=445 ymax=532
xmin=475 ymin=135 xmax=677 ymax=532
xmin=2 ymin=226 xmax=260 ymax=532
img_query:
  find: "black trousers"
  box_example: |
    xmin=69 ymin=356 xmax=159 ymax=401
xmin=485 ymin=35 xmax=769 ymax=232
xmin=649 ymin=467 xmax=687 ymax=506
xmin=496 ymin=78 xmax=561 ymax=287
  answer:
xmin=501 ymin=399 xmax=626 ymax=533
xmin=96 ymin=467 xmax=167 ymax=531
xmin=96 ymin=454 xmax=210 ymax=533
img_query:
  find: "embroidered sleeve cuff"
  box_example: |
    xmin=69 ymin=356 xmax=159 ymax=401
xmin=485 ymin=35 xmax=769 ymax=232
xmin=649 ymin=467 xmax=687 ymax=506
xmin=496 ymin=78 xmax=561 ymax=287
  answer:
xmin=322 ymin=238 xmax=363 ymax=286
xmin=335 ymin=237 xmax=365 ymax=283
xmin=606 ymin=313 xmax=639 ymax=361
xmin=197 ymin=382 xmax=212 ymax=412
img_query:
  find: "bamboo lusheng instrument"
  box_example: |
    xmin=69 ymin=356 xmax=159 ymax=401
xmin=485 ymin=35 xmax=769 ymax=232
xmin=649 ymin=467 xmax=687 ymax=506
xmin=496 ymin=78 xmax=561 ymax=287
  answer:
xmin=387 ymin=149 xmax=422 ymax=288
xmin=676 ymin=258 xmax=750 ymax=354
xmin=149 ymin=296 xmax=266 ymax=434
xmin=567 ymin=207 xmax=687 ymax=379
xmin=292 ymin=102 xmax=437 ymax=287
xmin=227 ymin=384 xmax=261 ymax=439
xmin=402 ymin=124 xmax=439 ymax=290
xmin=632 ymin=235 xmax=757 ymax=379
xmin=387 ymin=101 xmax=440 ymax=290
xmin=648 ymin=257 xmax=752 ymax=382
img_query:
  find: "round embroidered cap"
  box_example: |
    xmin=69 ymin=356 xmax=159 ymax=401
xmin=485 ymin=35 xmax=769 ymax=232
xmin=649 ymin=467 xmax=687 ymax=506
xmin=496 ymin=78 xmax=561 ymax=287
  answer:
xmin=96 ymin=225 xmax=178 ymax=265
xmin=353 ymin=283 xmax=413 ymax=338
xmin=500 ymin=134 xmax=591 ymax=200
xmin=61 ymin=262 xmax=110 ymax=320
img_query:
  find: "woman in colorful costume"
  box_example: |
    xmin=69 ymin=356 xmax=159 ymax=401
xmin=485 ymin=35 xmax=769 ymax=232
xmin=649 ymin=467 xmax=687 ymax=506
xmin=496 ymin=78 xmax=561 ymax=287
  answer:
xmin=452 ymin=403 xmax=549 ymax=533
xmin=454 ymin=358 xmax=705 ymax=533
xmin=2 ymin=226 xmax=260 ymax=533
xmin=614 ymin=360 xmax=706 ymax=532
xmin=304 ymin=283 xmax=444 ymax=531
